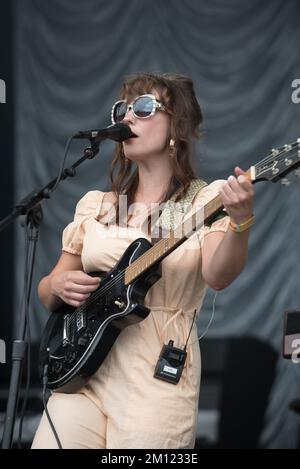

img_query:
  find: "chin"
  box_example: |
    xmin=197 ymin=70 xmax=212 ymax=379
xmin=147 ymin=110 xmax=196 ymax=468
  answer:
xmin=123 ymin=149 xmax=146 ymax=162
xmin=124 ymin=155 xmax=145 ymax=163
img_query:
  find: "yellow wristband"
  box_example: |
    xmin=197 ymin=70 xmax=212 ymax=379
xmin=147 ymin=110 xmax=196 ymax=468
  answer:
xmin=229 ymin=215 xmax=255 ymax=233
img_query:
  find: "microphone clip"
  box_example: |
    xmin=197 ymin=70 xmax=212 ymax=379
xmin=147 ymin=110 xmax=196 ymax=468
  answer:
xmin=84 ymin=142 xmax=100 ymax=160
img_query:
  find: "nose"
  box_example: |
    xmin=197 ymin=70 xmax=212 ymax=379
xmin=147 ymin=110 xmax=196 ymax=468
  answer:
xmin=121 ymin=107 xmax=135 ymax=124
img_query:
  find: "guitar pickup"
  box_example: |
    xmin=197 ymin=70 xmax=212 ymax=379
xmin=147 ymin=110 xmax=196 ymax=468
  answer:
xmin=76 ymin=310 xmax=86 ymax=331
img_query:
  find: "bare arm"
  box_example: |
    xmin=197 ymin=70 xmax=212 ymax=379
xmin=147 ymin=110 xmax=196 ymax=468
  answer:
xmin=202 ymin=229 xmax=249 ymax=290
xmin=202 ymin=167 xmax=254 ymax=290
xmin=38 ymin=251 xmax=100 ymax=311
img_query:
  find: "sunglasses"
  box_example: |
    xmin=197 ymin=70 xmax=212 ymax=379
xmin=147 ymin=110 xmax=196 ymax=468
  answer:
xmin=111 ymin=94 xmax=167 ymax=124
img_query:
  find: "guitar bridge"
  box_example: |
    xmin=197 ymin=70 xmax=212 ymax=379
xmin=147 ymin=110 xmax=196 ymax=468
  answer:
xmin=62 ymin=314 xmax=71 ymax=347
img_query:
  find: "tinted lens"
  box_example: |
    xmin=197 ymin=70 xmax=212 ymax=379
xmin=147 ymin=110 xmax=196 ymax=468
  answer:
xmin=113 ymin=101 xmax=127 ymax=123
xmin=133 ymin=96 xmax=154 ymax=118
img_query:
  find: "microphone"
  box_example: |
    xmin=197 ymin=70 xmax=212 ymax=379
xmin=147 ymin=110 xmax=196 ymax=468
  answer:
xmin=72 ymin=123 xmax=134 ymax=143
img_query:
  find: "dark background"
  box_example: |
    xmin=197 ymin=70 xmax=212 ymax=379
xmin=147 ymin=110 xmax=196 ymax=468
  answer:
xmin=0 ymin=0 xmax=13 ymax=384
xmin=1 ymin=0 xmax=300 ymax=449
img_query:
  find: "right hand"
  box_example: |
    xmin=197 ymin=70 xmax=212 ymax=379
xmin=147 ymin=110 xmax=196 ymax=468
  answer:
xmin=50 ymin=270 xmax=100 ymax=307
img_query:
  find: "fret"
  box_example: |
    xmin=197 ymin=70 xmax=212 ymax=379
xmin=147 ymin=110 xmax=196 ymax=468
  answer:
xmin=125 ymin=194 xmax=224 ymax=286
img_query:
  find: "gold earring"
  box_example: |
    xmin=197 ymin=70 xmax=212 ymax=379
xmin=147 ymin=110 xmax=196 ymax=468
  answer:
xmin=169 ymin=138 xmax=176 ymax=158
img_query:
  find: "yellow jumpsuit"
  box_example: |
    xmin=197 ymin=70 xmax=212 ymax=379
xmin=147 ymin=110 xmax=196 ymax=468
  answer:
xmin=32 ymin=180 xmax=229 ymax=449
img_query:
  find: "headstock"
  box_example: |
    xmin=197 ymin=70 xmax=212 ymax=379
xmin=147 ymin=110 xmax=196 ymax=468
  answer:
xmin=250 ymin=139 xmax=300 ymax=184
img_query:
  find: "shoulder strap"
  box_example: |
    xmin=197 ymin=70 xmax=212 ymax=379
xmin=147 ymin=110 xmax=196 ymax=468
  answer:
xmin=151 ymin=178 xmax=207 ymax=242
xmin=169 ymin=178 xmax=207 ymax=203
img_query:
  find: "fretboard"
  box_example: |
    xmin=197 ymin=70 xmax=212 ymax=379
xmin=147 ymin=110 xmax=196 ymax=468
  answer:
xmin=124 ymin=193 xmax=224 ymax=285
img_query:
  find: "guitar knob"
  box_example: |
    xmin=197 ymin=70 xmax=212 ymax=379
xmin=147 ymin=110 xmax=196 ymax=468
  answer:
xmin=51 ymin=361 xmax=63 ymax=375
xmin=77 ymin=336 xmax=89 ymax=347
xmin=114 ymin=300 xmax=125 ymax=309
xmin=65 ymin=351 xmax=76 ymax=364
xmin=281 ymin=178 xmax=290 ymax=186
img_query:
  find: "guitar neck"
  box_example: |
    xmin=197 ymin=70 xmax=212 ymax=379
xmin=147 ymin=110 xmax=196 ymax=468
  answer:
xmin=124 ymin=193 xmax=225 ymax=286
xmin=124 ymin=167 xmax=257 ymax=286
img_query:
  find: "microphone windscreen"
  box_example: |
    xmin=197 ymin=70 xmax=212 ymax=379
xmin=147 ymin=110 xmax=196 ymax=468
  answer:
xmin=114 ymin=123 xmax=134 ymax=142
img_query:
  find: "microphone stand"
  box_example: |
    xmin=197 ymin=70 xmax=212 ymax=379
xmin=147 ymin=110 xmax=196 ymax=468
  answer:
xmin=1 ymin=141 xmax=100 ymax=449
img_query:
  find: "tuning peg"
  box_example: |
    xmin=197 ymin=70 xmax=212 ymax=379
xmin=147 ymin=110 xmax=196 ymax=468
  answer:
xmin=272 ymin=148 xmax=279 ymax=156
xmin=284 ymin=144 xmax=292 ymax=151
xmin=294 ymin=169 xmax=300 ymax=177
xmin=285 ymin=158 xmax=293 ymax=166
xmin=281 ymin=178 xmax=290 ymax=186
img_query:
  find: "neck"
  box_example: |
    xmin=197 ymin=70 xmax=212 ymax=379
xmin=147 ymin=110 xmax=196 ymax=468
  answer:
xmin=135 ymin=158 xmax=173 ymax=202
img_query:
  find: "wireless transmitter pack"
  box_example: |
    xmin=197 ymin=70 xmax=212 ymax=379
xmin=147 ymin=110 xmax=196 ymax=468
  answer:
xmin=154 ymin=340 xmax=187 ymax=385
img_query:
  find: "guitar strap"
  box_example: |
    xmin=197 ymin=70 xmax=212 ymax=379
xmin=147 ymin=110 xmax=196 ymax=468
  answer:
xmin=150 ymin=178 xmax=207 ymax=244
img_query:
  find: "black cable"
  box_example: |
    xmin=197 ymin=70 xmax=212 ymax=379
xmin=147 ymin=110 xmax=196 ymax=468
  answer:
xmin=17 ymin=136 xmax=75 ymax=447
xmin=51 ymin=136 xmax=74 ymax=193
xmin=198 ymin=291 xmax=218 ymax=341
xmin=42 ymin=364 xmax=63 ymax=449
xmin=16 ymin=323 xmax=31 ymax=449
xmin=17 ymin=223 xmax=31 ymax=448
xmin=40 ymin=136 xmax=75 ymax=450
xmin=184 ymin=309 xmax=197 ymax=351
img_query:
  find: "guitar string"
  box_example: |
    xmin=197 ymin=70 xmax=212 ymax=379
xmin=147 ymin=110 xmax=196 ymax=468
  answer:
xmin=67 ymin=244 xmax=165 ymax=328
xmin=254 ymin=142 xmax=299 ymax=172
xmin=67 ymin=227 xmax=194 ymax=329
xmin=67 ymin=237 xmax=177 ymax=329
xmin=68 ymin=212 xmax=209 ymax=329
xmin=67 ymin=142 xmax=300 ymax=329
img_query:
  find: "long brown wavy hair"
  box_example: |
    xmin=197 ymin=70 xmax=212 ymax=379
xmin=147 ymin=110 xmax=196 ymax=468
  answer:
xmin=108 ymin=72 xmax=203 ymax=225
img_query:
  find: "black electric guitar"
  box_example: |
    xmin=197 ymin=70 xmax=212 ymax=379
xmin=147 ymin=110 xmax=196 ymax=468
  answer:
xmin=39 ymin=139 xmax=300 ymax=392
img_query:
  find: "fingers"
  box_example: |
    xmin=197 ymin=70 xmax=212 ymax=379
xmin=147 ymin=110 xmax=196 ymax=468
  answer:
xmin=234 ymin=167 xmax=253 ymax=192
xmin=68 ymin=283 xmax=99 ymax=294
xmin=64 ymin=282 xmax=99 ymax=307
xmin=221 ymin=176 xmax=239 ymax=202
xmin=52 ymin=270 xmax=101 ymax=308
xmin=64 ymin=272 xmax=100 ymax=306
xmin=71 ymin=271 xmax=101 ymax=286
xmin=234 ymin=166 xmax=245 ymax=177
xmin=227 ymin=173 xmax=252 ymax=193
xmin=65 ymin=291 xmax=92 ymax=307
xmin=219 ymin=170 xmax=254 ymax=224
xmin=222 ymin=172 xmax=254 ymax=199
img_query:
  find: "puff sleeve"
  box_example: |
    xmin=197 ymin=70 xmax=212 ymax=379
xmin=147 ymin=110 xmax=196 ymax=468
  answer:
xmin=62 ymin=191 xmax=104 ymax=255
xmin=193 ymin=180 xmax=230 ymax=249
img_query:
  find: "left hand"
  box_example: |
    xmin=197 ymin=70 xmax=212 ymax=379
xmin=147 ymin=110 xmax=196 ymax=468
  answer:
xmin=219 ymin=167 xmax=254 ymax=225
